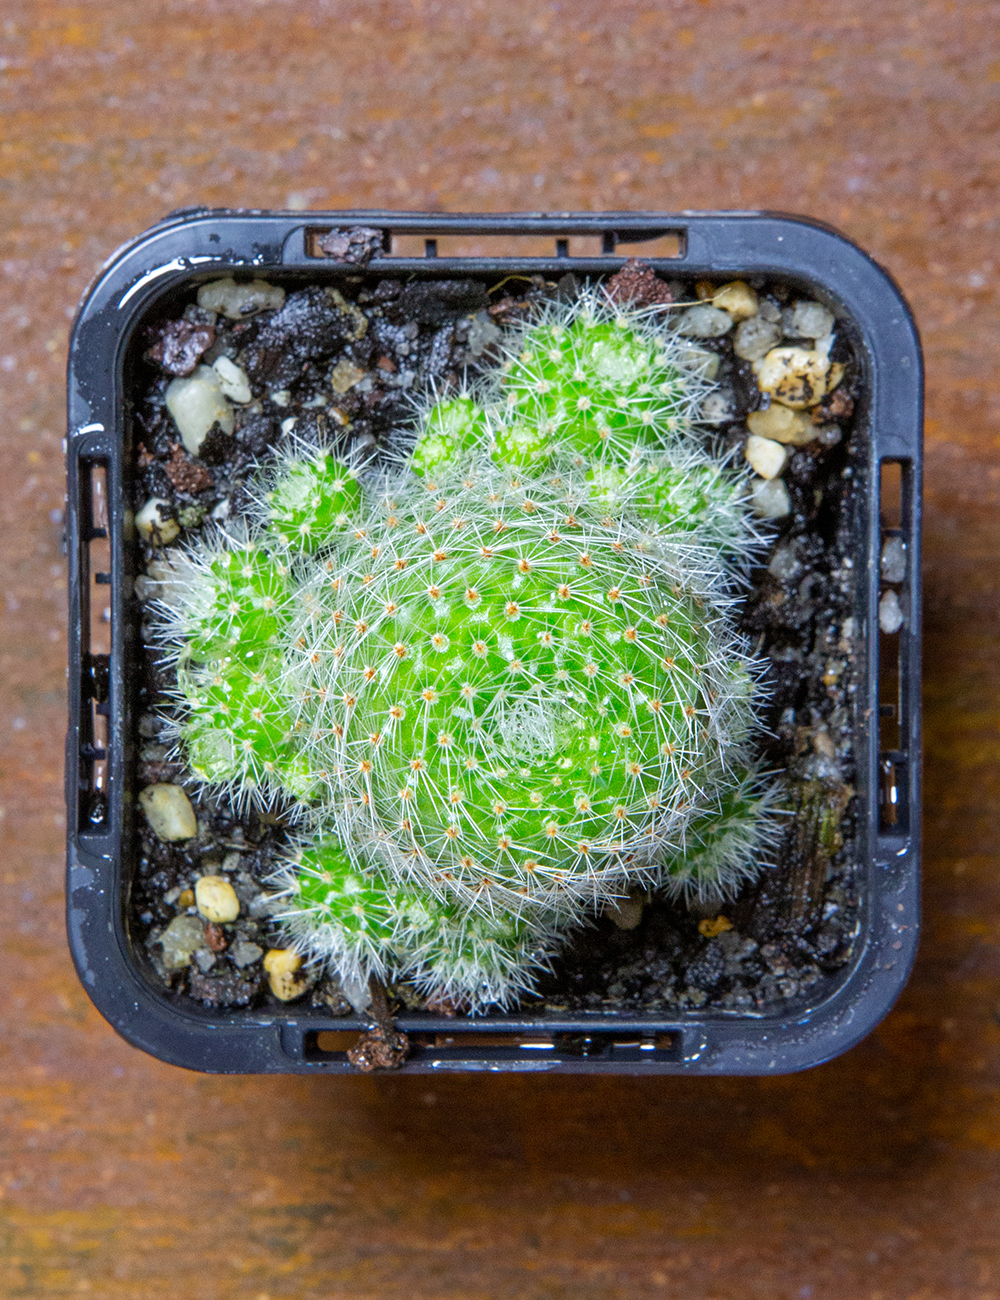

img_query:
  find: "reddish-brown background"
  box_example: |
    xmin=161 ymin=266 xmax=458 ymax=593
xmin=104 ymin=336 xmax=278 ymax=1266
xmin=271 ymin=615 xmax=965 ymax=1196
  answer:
xmin=2 ymin=1 xmax=1000 ymax=1295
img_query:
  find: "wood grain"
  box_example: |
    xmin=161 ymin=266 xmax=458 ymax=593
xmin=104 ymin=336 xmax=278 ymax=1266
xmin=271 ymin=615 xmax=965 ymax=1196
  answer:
xmin=3 ymin=1 xmax=1000 ymax=1295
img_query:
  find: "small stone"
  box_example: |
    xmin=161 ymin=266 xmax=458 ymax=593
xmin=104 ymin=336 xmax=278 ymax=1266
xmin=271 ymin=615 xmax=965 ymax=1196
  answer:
xmin=881 ymin=536 xmax=907 ymax=584
xmin=758 ymin=298 xmax=782 ymax=323
xmin=197 ymin=277 xmax=285 ymax=320
xmin=316 ymin=227 xmax=383 ymax=265
xmin=768 ymin=541 xmax=803 ymax=582
xmin=212 ymin=355 xmax=252 ymax=404
xmin=269 ymin=389 xmax=291 ymax=407
xmin=879 ymin=589 xmax=904 ymax=634
xmin=263 ymin=948 xmax=311 ymax=1001
xmin=195 ymin=875 xmax=240 ymax=923
xmin=744 ymin=434 xmax=788 ymax=480
xmin=329 ymin=358 xmax=366 ymax=393
xmin=747 ymin=404 xmax=816 ymax=446
xmin=712 ymin=280 xmax=758 ymax=321
xmin=604 ymin=887 xmax=645 ymax=930
xmin=697 ymin=915 xmax=733 ymax=938
xmin=139 ymin=783 xmax=197 ymax=840
xmin=177 ymin=888 xmax=195 ymax=909
xmin=158 ymin=915 xmax=205 ymax=971
xmin=733 ymin=315 xmax=782 ymax=361
xmin=465 ymin=309 xmax=502 ymax=356
xmin=750 ymin=477 xmax=792 ymax=520
xmin=192 ymin=947 xmax=217 ymax=973
xmin=812 ymin=388 xmax=854 ymax=423
xmin=203 ymin=921 xmax=228 ymax=953
xmin=814 ymin=422 xmax=843 ymax=448
xmin=229 ymin=939 xmax=264 ymax=969
xmin=165 ymin=365 xmax=234 ymax=455
xmin=700 ymin=392 xmax=734 ymax=425
xmin=675 ymin=303 xmax=734 ymax=338
xmin=791 ymin=299 xmax=836 ymax=340
xmin=755 ymin=347 xmax=830 ymax=409
xmin=135 ymin=498 xmax=180 ymax=545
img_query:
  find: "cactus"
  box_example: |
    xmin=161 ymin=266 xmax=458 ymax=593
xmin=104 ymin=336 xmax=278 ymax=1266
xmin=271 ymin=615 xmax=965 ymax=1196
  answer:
xmin=154 ymin=284 xmax=779 ymax=1010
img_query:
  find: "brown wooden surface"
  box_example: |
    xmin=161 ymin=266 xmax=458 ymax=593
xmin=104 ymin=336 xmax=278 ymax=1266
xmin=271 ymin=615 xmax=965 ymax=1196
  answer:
xmin=2 ymin=1 xmax=1000 ymax=1295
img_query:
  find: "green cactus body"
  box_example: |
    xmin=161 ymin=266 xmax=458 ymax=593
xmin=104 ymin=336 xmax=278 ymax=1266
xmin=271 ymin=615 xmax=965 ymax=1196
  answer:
xmin=263 ymin=449 xmax=362 ymax=551
xmin=274 ymin=831 xmax=561 ymax=1009
xmin=498 ymin=302 xmax=704 ymax=465
xmin=155 ymin=284 xmax=780 ymax=1010
xmin=287 ymin=472 xmax=757 ymax=912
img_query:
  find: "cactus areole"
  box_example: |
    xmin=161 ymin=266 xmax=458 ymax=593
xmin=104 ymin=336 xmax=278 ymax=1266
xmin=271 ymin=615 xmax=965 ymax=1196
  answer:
xmin=154 ymin=289 xmax=780 ymax=1011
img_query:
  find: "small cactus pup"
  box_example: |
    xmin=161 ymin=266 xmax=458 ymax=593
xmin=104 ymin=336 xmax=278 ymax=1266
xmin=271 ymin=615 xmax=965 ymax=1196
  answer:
xmin=289 ymin=469 xmax=767 ymax=915
xmin=271 ymin=828 xmax=564 ymax=1011
xmin=408 ymin=289 xmax=762 ymax=569
xmin=154 ymin=530 xmax=317 ymax=808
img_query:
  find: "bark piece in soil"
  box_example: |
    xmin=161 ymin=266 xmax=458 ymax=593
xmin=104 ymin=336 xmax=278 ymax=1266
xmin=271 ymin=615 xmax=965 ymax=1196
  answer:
xmin=188 ymin=968 xmax=261 ymax=1007
xmin=163 ymin=443 xmax=213 ymax=494
xmin=145 ymin=318 xmax=215 ymax=376
xmin=604 ymin=259 xmax=674 ymax=308
xmin=316 ymin=227 xmax=384 ymax=265
xmin=347 ymin=978 xmax=410 ymax=1072
xmin=240 ymin=287 xmax=358 ymax=388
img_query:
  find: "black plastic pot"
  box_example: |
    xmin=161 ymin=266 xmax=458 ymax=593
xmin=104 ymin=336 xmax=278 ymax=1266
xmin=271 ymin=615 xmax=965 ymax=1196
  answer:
xmin=65 ymin=210 xmax=922 ymax=1075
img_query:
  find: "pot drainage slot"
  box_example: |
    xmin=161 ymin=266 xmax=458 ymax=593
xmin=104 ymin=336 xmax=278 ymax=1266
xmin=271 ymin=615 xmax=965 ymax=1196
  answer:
xmin=611 ymin=230 xmax=685 ymax=259
xmin=78 ymin=460 xmax=112 ymax=834
xmin=299 ymin=1028 xmax=680 ymax=1065
xmin=878 ymin=458 xmax=912 ymax=835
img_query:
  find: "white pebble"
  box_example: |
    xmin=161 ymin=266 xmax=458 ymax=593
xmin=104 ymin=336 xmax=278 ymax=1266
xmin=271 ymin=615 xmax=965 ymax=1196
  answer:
xmin=212 ymin=355 xmax=252 ymax=404
xmin=139 ymin=783 xmax=197 ymax=841
xmin=165 ymin=365 xmax=234 ymax=454
xmin=197 ymin=276 xmax=285 ymax=320
xmin=676 ymin=304 xmax=734 ymax=338
xmin=269 ymin=389 xmax=291 ymax=407
xmin=135 ymin=498 xmax=180 ymax=545
xmin=758 ymin=298 xmax=782 ymax=323
xmin=879 ymin=589 xmax=904 ymax=634
xmin=280 ymin=417 xmax=298 ymax=435
xmin=194 ymin=875 xmax=241 ymax=923
xmin=734 ymin=315 xmax=782 ymax=361
xmin=792 ymin=299 xmax=836 ymax=340
xmin=755 ymin=347 xmax=830 ymax=409
xmin=700 ymin=392 xmax=733 ymax=425
xmin=744 ymin=434 xmax=788 ymax=480
xmin=158 ymin=915 xmax=205 ymax=971
xmin=881 ymin=536 xmax=907 ymax=583
xmin=750 ymin=478 xmax=791 ymax=519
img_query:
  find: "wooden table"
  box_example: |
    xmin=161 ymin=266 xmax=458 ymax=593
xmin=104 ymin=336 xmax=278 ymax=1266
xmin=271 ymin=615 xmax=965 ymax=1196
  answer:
xmin=3 ymin=2 xmax=999 ymax=1294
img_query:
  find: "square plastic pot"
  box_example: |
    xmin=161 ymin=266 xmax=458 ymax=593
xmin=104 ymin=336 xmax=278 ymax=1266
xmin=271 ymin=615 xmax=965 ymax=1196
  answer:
xmin=65 ymin=209 xmax=922 ymax=1075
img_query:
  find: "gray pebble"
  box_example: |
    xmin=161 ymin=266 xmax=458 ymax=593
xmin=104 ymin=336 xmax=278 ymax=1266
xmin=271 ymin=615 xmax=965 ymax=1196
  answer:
xmin=733 ymin=315 xmax=782 ymax=361
xmin=230 ymin=939 xmax=264 ymax=969
xmin=193 ymin=947 xmax=217 ymax=974
xmin=879 ymin=589 xmax=904 ymax=634
xmin=880 ymin=535 xmax=906 ymax=584
xmin=768 ymin=541 xmax=803 ymax=583
xmin=791 ymin=299 xmax=836 ymax=340
xmin=158 ymin=914 xmax=205 ymax=971
xmin=675 ymin=304 xmax=733 ymax=338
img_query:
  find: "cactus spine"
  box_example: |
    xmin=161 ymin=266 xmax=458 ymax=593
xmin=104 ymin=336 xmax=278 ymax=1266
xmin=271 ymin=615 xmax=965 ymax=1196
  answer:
xmin=155 ymin=286 xmax=778 ymax=1010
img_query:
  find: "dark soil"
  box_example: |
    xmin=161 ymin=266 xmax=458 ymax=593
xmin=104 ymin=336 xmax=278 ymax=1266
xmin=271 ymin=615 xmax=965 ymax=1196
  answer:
xmin=128 ymin=263 xmax=860 ymax=1018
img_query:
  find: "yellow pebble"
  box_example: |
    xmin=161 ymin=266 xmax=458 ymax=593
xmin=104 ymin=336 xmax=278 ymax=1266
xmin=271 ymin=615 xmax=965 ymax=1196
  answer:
xmin=712 ymin=280 xmax=758 ymax=321
xmin=698 ymin=915 xmax=733 ymax=938
xmin=194 ymin=875 xmax=240 ymax=923
xmin=263 ymin=948 xmax=310 ymax=1002
xmin=747 ymin=405 xmax=816 ymax=446
xmin=755 ymin=346 xmax=830 ymax=409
